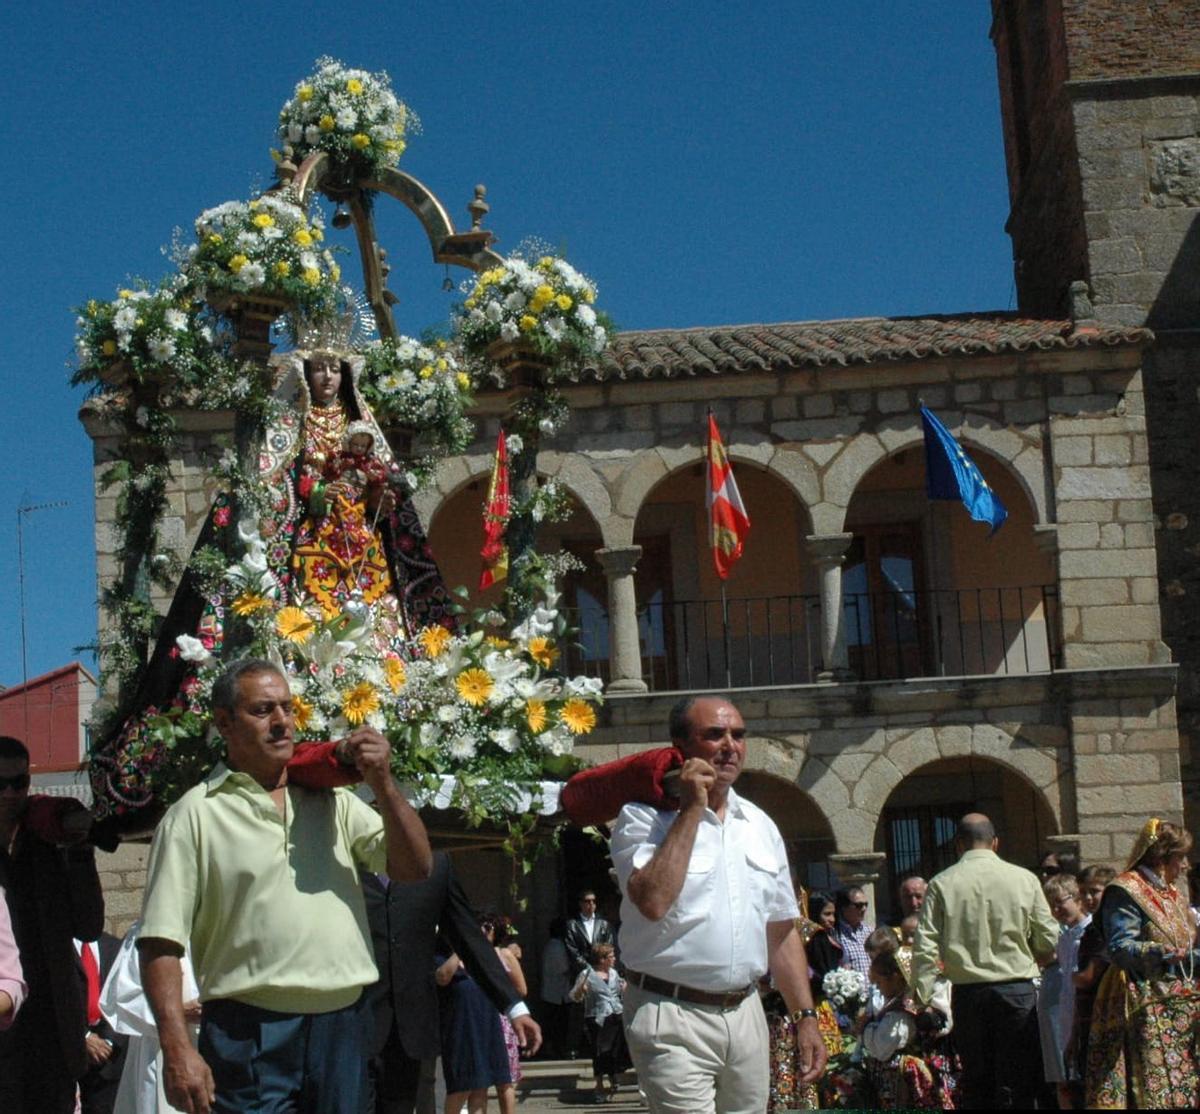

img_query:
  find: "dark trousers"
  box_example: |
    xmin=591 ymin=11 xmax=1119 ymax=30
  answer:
xmin=200 ymin=995 xmax=370 ymax=1114
xmin=0 ymin=1003 xmax=78 ymax=1113
xmin=952 ymin=980 xmax=1045 ymax=1110
xmin=537 ymin=1000 xmax=571 ymax=1059
xmin=365 ymin=1023 xmax=436 ymax=1114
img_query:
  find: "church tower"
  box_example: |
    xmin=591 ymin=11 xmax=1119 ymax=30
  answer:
xmin=991 ymin=0 xmax=1200 ymax=824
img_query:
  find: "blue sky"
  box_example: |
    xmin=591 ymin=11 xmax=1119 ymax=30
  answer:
xmin=0 ymin=1 xmax=1015 ymax=687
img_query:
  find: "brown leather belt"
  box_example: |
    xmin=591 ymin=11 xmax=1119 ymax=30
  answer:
xmin=625 ymin=968 xmax=755 ymax=1010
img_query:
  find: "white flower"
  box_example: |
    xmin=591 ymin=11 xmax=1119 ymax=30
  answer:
xmin=490 ymin=728 xmax=519 ymax=753
xmin=538 ymin=727 xmax=572 ymax=756
xmin=505 ymin=433 xmax=524 ymax=455
xmin=175 ymin=635 xmax=213 ymax=665
xmin=503 ymin=290 xmax=527 ymax=312
xmin=287 ymin=122 xmax=303 ymax=144
xmin=576 ymin=303 xmax=596 ymax=328
xmin=499 ymin=321 xmax=519 ymax=341
xmin=114 ymin=306 xmax=137 ymax=332
xmin=437 ymin=704 xmax=458 ymax=723
xmin=538 ymin=417 xmax=556 ymax=434
xmin=239 ymin=262 xmax=266 ymax=288
xmin=305 ymin=124 xmax=321 ymax=145
xmin=336 ymin=107 xmax=357 ymax=130
xmin=543 ymin=317 xmax=566 ymax=342
xmin=164 ymin=308 xmax=188 ymax=332
xmin=448 ymin=735 xmax=477 ymax=760
xmin=593 ymin=326 xmax=608 ymax=350
xmin=261 ymin=226 xmax=284 ymax=241
xmin=300 ymin=251 xmax=319 ymax=270
xmin=484 ymin=301 xmax=503 ymax=324
xmin=419 ymin=722 xmax=440 ymax=745
xmin=147 ymin=334 xmax=176 ymax=362
xmin=396 ymin=340 xmax=417 ymax=359
xmin=134 ymin=406 xmax=150 ymax=427
xmin=75 ymin=340 xmax=92 ymax=363
xmin=566 ymin=675 xmax=605 ymax=698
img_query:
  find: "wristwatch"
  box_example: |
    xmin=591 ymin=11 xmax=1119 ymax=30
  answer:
xmin=791 ymin=1008 xmax=818 ymax=1023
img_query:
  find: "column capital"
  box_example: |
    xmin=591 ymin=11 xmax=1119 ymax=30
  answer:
xmin=828 ymin=851 xmax=888 ymax=886
xmin=595 ymin=545 xmax=643 ymax=578
xmin=804 ymin=532 xmax=855 ymax=566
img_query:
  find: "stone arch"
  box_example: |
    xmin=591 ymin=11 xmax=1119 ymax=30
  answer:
xmin=811 ymin=721 xmax=1065 ymax=861
xmin=822 ymin=414 xmax=1047 ymax=534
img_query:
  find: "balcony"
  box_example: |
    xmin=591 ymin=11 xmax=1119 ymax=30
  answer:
xmin=564 ymin=584 xmax=1059 ymax=692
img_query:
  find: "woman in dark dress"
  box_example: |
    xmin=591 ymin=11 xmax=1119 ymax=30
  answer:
xmin=435 ymin=942 xmax=512 ymax=1114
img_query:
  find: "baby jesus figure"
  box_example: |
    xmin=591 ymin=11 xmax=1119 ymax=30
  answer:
xmin=323 ymin=421 xmax=392 ymax=512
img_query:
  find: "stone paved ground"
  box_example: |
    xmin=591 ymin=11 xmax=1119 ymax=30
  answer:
xmin=513 ymin=1062 xmax=647 ymax=1112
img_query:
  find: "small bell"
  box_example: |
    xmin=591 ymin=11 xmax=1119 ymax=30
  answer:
xmin=342 ymin=589 xmax=369 ymax=625
xmin=332 ymin=202 xmax=352 ymax=229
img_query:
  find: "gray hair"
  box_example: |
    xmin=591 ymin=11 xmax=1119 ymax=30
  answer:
xmin=210 ymin=658 xmax=285 ymax=713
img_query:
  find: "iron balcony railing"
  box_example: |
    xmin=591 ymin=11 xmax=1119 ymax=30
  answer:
xmin=562 ymin=585 xmax=1059 ymax=693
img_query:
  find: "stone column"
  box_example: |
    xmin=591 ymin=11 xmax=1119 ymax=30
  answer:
xmin=805 ymin=533 xmax=855 ymax=683
xmin=827 ymin=851 xmax=889 ymax=915
xmin=596 ymin=546 xmax=647 ymax=694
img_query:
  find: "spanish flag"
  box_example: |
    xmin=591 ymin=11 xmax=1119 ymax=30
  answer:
xmin=479 ymin=428 xmax=510 ymax=589
xmin=706 ymin=412 xmax=750 ymax=580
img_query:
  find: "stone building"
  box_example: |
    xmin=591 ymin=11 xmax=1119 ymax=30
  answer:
xmin=80 ymin=2 xmax=1198 ymax=940
xmin=990 ymin=0 xmax=1200 ymax=826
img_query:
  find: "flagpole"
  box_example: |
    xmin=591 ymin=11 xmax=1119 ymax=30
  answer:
xmin=920 ymin=399 xmax=946 ymax=676
xmin=721 ymin=580 xmax=732 ymax=688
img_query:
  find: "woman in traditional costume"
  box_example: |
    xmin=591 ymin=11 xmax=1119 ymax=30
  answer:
xmin=1086 ymin=819 xmax=1199 ymax=1108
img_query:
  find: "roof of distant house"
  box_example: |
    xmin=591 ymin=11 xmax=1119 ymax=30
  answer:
xmin=578 ymin=314 xmax=1152 ymax=381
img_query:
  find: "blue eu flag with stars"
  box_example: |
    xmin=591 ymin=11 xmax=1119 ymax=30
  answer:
xmin=920 ymin=405 xmax=1008 ymax=535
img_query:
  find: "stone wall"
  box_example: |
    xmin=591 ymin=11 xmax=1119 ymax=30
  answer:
xmin=96 ymin=840 xmax=150 ymax=938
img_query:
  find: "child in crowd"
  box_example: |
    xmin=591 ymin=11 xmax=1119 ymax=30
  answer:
xmin=1040 ymin=872 xmax=1091 ymax=1107
xmin=898 ymin=915 xmax=919 ymax=946
xmin=860 ymin=947 xmax=957 ymax=1108
xmin=1069 ymin=864 xmax=1115 ymax=1107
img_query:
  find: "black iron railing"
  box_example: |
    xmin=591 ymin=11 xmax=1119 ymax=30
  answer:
xmin=562 ymin=585 xmax=1060 ymax=692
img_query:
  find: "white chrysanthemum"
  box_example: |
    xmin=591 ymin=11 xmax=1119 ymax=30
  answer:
xmin=503 ymin=290 xmax=527 ymax=312
xmin=114 ymin=306 xmax=137 ymax=332
xmin=336 ymin=107 xmax=356 ymax=130
xmin=287 ymin=122 xmax=303 ymax=143
xmin=490 ymin=728 xmax=519 ymax=754
xmin=300 ymin=251 xmax=319 ymax=271
xmin=305 ymin=124 xmax=321 ymax=145
xmin=505 ymin=433 xmax=524 ymax=455
xmin=499 ymin=320 xmax=520 ymax=342
xmin=261 ymin=226 xmax=284 ymax=241
xmin=593 ymin=326 xmax=608 ymax=350
xmin=484 ymin=301 xmax=503 ymax=324
xmin=239 ymin=262 xmax=266 ymax=288
xmin=164 ymin=308 xmax=188 ymax=332
xmin=448 ymin=735 xmax=476 ymax=760
xmin=419 ymin=722 xmax=440 ymax=745
xmin=396 ymin=340 xmax=417 ymax=359
xmin=147 ymin=334 xmax=176 ymax=362
xmin=543 ymin=317 xmax=566 ymax=342
xmin=437 ymin=704 xmax=458 ymax=723
xmin=576 ymin=303 xmax=597 ymax=328
xmin=398 ymin=369 xmax=417 ymax=388
xmin=469 ymin=308 xmax=487 ymax=327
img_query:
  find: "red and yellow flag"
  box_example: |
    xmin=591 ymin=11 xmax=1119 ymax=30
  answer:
xmin=479 ymin=428 xmax=510 ymax=590
xmin=706 ymin=412 xmax=750 ymax=580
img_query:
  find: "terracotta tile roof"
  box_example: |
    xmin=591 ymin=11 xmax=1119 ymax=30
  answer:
xmin=580 ymin=314 xmax=1152 ymax=381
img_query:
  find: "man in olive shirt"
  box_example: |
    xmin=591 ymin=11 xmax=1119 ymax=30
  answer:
xmin=138 ymin=660 xmax=432 ymax=1114
xmin=912 ymin=813 xmax=1058 ymax=1110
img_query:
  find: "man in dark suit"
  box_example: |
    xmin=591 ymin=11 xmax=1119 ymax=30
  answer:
xmin=563 ymin=890 xmax=615 ymax=977
xmin=77 ymin=931 xmax=129 ymax=1114
xmin=363 ymin=851 xmax=542 ymax=1114
xmin=0 ymin=735 xmax=105 ymax=1113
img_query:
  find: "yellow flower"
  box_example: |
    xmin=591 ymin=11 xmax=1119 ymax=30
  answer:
xmin=525 ymin=700 xmax=547 ymax=733
xmin=419 ymin=625 xmax=452 ymax=658
xmin=311 ymin=226 xmax=324 ymax=241
xmin=464 ymin=297 xmax=477 ymax=310
xmin=436 ymin=358 xmax=448 ymax=372
xmin=275 ymin=606 xmax=315 ymax=644
xmin=297 ymin=85 xmax=314 ymax=102
xmin=302 ymin=267 xmax=321 ymax=286
xmin=559 ymin=699 xmax=597 ymax=735
xmin=436 ymin=339 xmax=448 ymax=350
xmin=118 ymin=288 xmax=135 ymax=299
xmin=329 ymin=263 xmax=341 ymax=282
xmin=86 ymin=300 xmax=100 ymax=316
xmin=252 ymin=213 xmax=274 ymax=228
xmin=346 ymin=78 xmax=364 ymax=95
xmin=530 ymin=284 xmax=555 ymax=312
xmin=582 ymin=287 xmax=596 ymax=304
xmin=485 ymin=636 xmax=513 ymax=650
xmin=519 ymin=315 xmax=538 ymax=333
xmin=537 ymin=256 xmax=555 ymax=270
xmin=528 ymin=637 xmax=558 ymax=668
xmin=231 ymin=591 xmax=273 ymax=616
xmin=319 ymin=114 xmax=335 ymax=131
xmin=456 ymin=668 xmax=495 ymax=707
xmin=342 ymin=682 xmax=380 ymax=726
xmin=351 ymin=133 xmax=371 ymax=149
xmin=292 ymin=694 xmax=314 ymax=731
xmin=207 ymin=233 xmax=223 ymax=245
xmin=135 ymin=318 xmax=145 ymax=327
xmin=455 ymin=372 xmax=470 ymax=390
xmin=419 ymin=365 xmax=434 ymax=379
xmin=101 ymin=339 xmax=117 ymax=357
xmin=228 ymin=253 xmax=249 ymax=274
xmin=274 ymin=261 xmax=291 ymax=277
xmin=556 ymin=294 xmax=573 ymax=311
xmin=293 ymin=228 xmax=313 ymax=246
xmin=383 ymin=658 xmax=407 ymax=693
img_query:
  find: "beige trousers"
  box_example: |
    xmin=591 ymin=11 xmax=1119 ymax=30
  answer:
xmin=622 ymin=983 xmax=768 ymax=1114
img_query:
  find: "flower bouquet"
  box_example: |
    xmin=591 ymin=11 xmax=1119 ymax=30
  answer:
xmin=454 ymin=252 xmax=611 ymax=378
xmin=181 ymin=190 xmax=340 ymax=314
xmin=822 ymin=968 xmax=869 ymax=1014
xmin=72 ymin=278 xmax=219 ymax=392
xmin=358 ymin=335 xmax=474 ymax=480
xmin=277 ymin=56 xmax=416 ymax=176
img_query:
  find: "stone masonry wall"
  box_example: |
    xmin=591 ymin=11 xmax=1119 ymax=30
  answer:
xmin=96 ymin=840 xmax=149 ymax=938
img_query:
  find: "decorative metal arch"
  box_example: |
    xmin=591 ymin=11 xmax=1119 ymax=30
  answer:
xmin=282 ymin=151 xmax=504 ymax=339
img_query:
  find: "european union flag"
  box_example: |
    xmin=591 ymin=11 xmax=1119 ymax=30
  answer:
xmin=920 ymin=405 xmax=1008 ymax=535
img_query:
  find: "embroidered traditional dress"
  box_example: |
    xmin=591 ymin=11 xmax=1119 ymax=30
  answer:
xmin=1086 ymin=867 xmax=1200 ymax=1108
xmin=861 ymin=994 xmax=959 ymax=1110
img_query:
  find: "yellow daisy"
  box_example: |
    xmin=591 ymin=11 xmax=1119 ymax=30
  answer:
xmin=525 ymin=699 xmax=547 ymax=733
xmin=485 ymin=636 xmax=513 ymax=650
xmin=383 ymin=657 xmax=407 ymax=693
xmin=275 ymin=606 xmax=315 ymax=644
xmin=559 ymin=699 xmax=597 ymax=735
xmin=456 ymin=668 xmax=495 ymax=707
xmin=528 ymin=637 xmax=558 ymax=669
xmin=292 ymin=694 xmax=314 ymax=731
xmin=342 ymin=682 xmax=380 ymax=726
xmin=419 ymin=625 xmax=452 ymax=658
xmin=231 ymin=591 xmax=273 ymax=616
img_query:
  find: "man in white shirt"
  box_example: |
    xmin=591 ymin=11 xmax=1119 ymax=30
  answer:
xmin=609 ymin=696 xmax=826 ymax=1114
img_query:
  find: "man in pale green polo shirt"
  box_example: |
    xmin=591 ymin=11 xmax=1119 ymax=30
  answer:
xmin=137 ymin=659 xmax=432 ymax=1114
xmin=911 ymin=812 xmax=1058 ymax=1110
